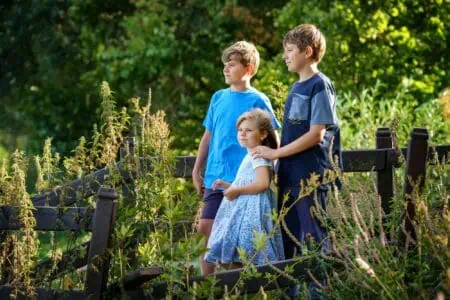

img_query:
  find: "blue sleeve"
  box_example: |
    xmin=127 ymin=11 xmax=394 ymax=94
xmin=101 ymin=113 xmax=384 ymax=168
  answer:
xmin=202 ymin=92 xmax=218 ymax=131
xmin=310 ymin=83 xmax=338 ymax=125
xmin=256 ymin=96 xmax=281 ymax=130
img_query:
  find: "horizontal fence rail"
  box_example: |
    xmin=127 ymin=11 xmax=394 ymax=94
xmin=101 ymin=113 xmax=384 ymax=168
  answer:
xmin=109 ymin=257 xmax=325 ymax=298
xmin=31 ymin=145 xmax=449 ymax=208
xmin=32 ymin=162 xmax=133 ymax=207
xmin=34 ymin=241 xmax=90 ymax=281
xmin=0 ymin=206 xmax=93 ymax=231
xmin=0 ymin=286 xmax=86 ymax=300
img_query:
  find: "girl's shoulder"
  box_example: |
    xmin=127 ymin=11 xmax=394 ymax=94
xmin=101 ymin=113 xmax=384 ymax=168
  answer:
xmin=250 ymin=156 xmax=273 ymax=170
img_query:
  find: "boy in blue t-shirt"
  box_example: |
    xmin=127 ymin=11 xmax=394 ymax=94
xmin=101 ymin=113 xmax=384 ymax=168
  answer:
xmin=192 ymin=41 xmax=280 ymax=275
xmin=253 ymin=24 xmax=342 ymax=262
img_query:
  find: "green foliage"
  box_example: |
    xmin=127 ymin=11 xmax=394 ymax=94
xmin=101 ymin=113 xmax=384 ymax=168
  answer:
xmin=268 ymin=0 xmax=449 ymax=100
xmin=1 ymin=1 xmax=448 ymax=154
xmin=318 ymin=157 xmax=450 ymax=299
xmin=0 ymin=151 xmax=38 ymax=298
xmin=0 ymin=81 xmax=448 ymax=298
xmin=339 ymin=83 xmax=450 ymax=149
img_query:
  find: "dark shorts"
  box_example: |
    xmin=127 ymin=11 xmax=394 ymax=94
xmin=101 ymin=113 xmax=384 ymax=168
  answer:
xmin=201 ymin=188 xmax=224 ymax=219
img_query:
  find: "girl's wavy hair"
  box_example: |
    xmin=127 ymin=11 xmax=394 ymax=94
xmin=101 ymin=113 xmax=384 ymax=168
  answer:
xmin=236 ymin=108 xmax=279 ymax=150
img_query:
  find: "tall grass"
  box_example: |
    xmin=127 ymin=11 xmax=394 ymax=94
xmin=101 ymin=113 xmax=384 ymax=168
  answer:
xmin=0 ymin=81 xmax=448 ymax=298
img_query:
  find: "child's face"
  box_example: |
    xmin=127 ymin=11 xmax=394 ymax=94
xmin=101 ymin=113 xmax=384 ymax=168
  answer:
xmin=237 ymin=119 xmax=267 ymax=149
xmin=223 ymin=58 xmax=250 ymax=86
xmin=283 ymin=43 xmax=308 ymax=73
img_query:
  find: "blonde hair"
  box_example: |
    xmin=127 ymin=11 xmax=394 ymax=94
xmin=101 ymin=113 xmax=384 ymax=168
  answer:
xmin=283 ymin=24 xmax=326 ymax=63
xmin=221 ymin=41 xmax=260 ymax=76
xmin=236 ymin=108 xmax=278 ymax=149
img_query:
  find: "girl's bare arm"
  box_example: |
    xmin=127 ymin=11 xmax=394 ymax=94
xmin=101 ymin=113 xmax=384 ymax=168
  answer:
xmin=224 ymin=166 xmax=270 ymax=200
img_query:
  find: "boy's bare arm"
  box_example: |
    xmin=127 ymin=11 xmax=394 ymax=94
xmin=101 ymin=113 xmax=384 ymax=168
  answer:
xmin=224 ymin=166 xmax=270 ymax=200
xmin=192 ymin=130 xmax=211 ymax=195
xmin=274 ymin=129 xmax=281 ymax=148
xmin=252 ymin=124 xmax=326 ymax=160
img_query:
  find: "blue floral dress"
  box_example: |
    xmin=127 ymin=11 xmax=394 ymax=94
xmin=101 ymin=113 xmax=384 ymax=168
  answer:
xmin=205 ymin=154 xmax=284 ymax=265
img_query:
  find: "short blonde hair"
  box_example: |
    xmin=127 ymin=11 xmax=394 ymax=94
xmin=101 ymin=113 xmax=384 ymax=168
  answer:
xmin=283 ymin=24 xmax=326 ymax=63
xmin=221 ymin=41 xmax=260 ymax=76
xmin=236 ymin=108 xmax=278 ymax=150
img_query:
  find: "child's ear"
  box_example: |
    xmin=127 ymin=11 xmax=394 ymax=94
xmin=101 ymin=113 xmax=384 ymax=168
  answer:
xmin=245 ymin=64 xmax=254 ymax=76
xmin=305 ymin=46 xmax=314 ymax=59
xmin=260 ymin=131 xmax=268 ymax=141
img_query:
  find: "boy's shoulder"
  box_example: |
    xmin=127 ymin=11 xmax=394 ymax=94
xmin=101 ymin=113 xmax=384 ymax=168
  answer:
xmin=307 ymin=72 xmax=333 ymax=88
xmin=211 ymin=87 xmax=229 ymax=98
xmin=211 ymin=87 xmax=270 ymax=102
xmin=248 ymin=87 xmax=270 ymax=102
xmin=291 ymin=72 xmax=335 ymax=95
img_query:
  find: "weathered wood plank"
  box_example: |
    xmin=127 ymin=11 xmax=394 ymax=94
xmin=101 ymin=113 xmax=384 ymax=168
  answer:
xmin=376 ymin=128 xmax=395 ymax=215
xmin=175 ymin=149 xmax=393 ymax=176
xmin=401 ymin=128 xmax=429 ymax=245
xmin=0 ymin=206 xmax=93 ymax=231
xmin=32 ymin=162 xmax=133 ymax=207
xmin=0 ymin=285 xmax=85 ymax=300
xmin=428 ymin=144 xmax=450 ymax=163
xmin=116 ymin=258 xmax=323 ymax=298
xmin=34 ymin=241 xmax=89 ymax=281
xmin=31 ymin=144 xmax=448 ymax=208
xmin=85 ymin=188 xmax=118 ymax=299
xmin=107 ymin=266 xmax=163 ymax=295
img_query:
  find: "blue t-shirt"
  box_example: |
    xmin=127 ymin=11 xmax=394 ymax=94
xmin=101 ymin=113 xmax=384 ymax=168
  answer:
xmin=278 ymin=73 xmax=342 ymax=191
xmin=203 ymin=87 xmax=280 ymax=189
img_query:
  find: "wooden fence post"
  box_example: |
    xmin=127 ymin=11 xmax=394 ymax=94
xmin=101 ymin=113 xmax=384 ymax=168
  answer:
xmin=401 ymin=128 xmax=429 ymax=245
xmin=0 ymin=232 xmax=12 ymax=284
xmin=120 ymin=137 xmax=136 ymax=160
xmin=375 ymin=128 xmax=395 ymax=216
xmin=85 ymin=187 xmax=118 ymax=299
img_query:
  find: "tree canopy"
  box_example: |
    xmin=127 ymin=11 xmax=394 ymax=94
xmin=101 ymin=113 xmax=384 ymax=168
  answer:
xmin=1 ymin=0 xmax=448 ymax=156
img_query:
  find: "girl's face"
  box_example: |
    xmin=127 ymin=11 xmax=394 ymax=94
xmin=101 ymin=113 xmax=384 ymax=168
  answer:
xmin=237 ymin=119 xmax=267 ymax=149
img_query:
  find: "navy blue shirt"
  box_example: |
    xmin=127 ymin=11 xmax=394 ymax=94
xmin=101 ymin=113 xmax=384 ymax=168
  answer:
xmin=278 ymin=73 xmax=342 ymax=193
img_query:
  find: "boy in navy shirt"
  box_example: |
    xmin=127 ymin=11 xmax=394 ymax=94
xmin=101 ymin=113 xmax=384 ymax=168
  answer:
xmin=192 ymin=41 xmax=280 ymax=275
xmin=253 ymin=24 xmax=342 ymax=264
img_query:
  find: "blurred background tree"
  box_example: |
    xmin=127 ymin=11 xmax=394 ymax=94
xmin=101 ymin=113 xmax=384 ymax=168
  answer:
xmin=1 ymin=0 xmax=448 ymax=159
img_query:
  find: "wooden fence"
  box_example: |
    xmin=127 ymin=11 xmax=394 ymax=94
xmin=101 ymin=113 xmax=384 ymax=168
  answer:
xmin=0 ymin=127 xmax=448 ymax=299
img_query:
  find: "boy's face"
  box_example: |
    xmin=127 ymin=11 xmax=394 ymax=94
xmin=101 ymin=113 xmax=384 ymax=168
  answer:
xmin=283 ymin=43 xmax=308 ymax=73
xmin=223 ymin=58 xmax=251 ymax=86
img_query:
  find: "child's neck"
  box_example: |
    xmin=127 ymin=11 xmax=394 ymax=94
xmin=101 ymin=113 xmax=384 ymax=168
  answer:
xmin=247 ymin=145 xmax=258 ymax=152
xmin=230 ymin=80 xmax=251 ymax=91
xmin=297 ymin=64 xmax=319 ymax=83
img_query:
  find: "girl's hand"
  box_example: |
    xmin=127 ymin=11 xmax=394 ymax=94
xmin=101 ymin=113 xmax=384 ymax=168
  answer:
xmin=252 ymin=146 xmax=277 ymax=160
xmin=224 ymin=187 xmax=240 ymax=200
xmin=212 ymin=179 xmax=231 ymax=191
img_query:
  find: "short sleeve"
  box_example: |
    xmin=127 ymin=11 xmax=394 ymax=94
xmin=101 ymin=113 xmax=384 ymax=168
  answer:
xmin=255 ymin=95 xmax=281 ymax=130
xmin=310 ymin=83 xmax=338 ymax=125
xmin=203 ymin=92 xmax=220 ymax=131
xmin=251 ymin=157 xmax=273 ymax=170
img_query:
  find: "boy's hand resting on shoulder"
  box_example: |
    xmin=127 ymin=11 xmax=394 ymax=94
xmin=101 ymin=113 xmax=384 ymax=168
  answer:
xmin=252 ymin=146 xmax=277 ymax=160
xmin=223 ymin=186 xmax=240 ymax=200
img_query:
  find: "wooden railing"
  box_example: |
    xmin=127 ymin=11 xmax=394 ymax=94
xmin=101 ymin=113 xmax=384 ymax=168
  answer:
xmin=0 ymin=188 xmax=118 ymax=299
xmin=0 ymin=127 xmax=448 ymax=299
